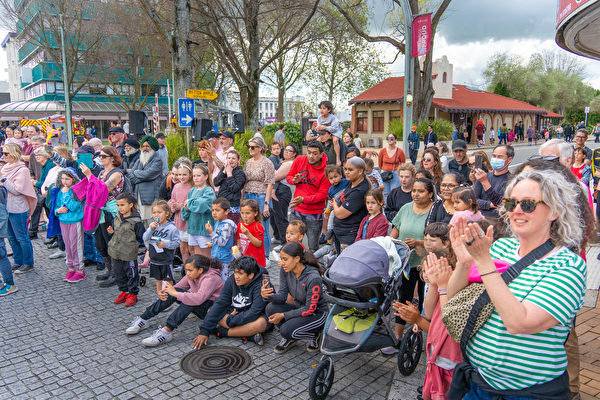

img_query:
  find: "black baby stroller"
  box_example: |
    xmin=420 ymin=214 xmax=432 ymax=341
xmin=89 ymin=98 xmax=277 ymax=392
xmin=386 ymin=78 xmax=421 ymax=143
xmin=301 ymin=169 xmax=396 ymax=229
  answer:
xmin=307 ymin=238 xmax=421 ymax=400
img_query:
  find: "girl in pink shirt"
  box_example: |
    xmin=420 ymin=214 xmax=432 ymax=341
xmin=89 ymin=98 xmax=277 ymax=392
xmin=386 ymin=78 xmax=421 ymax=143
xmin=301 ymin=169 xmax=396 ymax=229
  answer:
xmin=169 ymin=162 xmax=194 ymax=263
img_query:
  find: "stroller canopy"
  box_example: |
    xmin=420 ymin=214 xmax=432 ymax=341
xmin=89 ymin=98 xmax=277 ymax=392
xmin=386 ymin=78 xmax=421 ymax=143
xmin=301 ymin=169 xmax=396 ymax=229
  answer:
xmin=328 ymin=240 xmax=389 ymax=285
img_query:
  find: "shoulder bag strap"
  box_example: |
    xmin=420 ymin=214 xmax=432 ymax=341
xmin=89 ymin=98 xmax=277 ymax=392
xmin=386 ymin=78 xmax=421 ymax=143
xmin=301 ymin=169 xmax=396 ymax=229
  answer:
xmin=460 ymin=239 xmax=554 ymax=356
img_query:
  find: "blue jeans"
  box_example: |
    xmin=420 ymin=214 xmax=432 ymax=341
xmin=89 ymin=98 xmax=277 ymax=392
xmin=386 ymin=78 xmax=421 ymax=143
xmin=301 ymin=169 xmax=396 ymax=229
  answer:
xmin=0 ymin=239 xmax=14 ymax=285
xmin=244 ymin=192 xmax=271 ymax=258
xmin=7 ymin=211 xmax=34 ymax=266
xmin=464 ymin=381 xmax=535 ymax=400
xmin=84 ymin=233 xmax=103 ymax=263
xmin=382 ymin=171 xmax=401 ymax=199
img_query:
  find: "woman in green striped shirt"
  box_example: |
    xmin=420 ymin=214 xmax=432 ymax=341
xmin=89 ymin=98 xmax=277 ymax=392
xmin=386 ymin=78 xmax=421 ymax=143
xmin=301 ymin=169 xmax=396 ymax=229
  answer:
xmin=446 ymin=169 xmax=589 ymax=399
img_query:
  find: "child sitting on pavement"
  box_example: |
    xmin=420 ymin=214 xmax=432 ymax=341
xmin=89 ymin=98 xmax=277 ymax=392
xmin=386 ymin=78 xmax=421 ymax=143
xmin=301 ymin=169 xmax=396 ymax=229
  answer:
xmin=205 ymin=197 xmax=236 ymax=282
xmin=125 ymin=255 xmax=224 ymax=347
xmin=192 ymin=256 xmax=270 ymax=349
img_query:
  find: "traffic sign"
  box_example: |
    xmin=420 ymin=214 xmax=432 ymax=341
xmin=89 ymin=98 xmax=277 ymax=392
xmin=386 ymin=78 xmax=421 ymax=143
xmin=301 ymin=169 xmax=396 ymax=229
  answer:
xmin=585 ymin=106 xmax=591 ymax=114
xmin=186 ymin=89 xmax=218 ymax=100
xmin=178 ymin=98 xmax=194 ymax=127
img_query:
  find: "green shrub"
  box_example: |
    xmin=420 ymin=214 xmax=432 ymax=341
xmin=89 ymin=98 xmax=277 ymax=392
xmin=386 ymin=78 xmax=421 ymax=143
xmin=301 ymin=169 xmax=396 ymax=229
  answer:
xmin=233 ymin=130 xmax=257 ymax=164
xmin=387 ymin=119 xmax=404 ymax=140
xmin=165 ymin=130 xmax=198 ymax=168
xmin=262 ymin=122 xmax=303 ymax=150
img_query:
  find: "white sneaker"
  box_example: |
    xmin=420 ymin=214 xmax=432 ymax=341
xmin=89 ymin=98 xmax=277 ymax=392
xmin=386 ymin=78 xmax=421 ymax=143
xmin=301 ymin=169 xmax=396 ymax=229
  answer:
xmin=125 ymin=317 xmax=149 ymax=335
xmin=142 ymin=327 xmax=173 ymax=347
xmin=270 ymin=250 xmax=281 ymax=262
xmin=49 ymin=250 xmax=66 ymax=259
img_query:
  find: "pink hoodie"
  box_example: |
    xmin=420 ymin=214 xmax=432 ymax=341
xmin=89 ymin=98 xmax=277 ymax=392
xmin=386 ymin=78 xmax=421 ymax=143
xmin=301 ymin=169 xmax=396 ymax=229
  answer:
xmin=71 ymin=174 xmax=108 ymax=233
xmin=168 ymin=183 xmax=192 ymax=231
xmin=174 ymin=268 xmax=224 ymax=306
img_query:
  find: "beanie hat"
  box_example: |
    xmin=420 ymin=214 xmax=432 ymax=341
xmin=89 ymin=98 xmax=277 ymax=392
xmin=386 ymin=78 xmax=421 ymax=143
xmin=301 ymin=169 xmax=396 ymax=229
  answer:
xmin=124 ymin=137 xmax=140 ymax=149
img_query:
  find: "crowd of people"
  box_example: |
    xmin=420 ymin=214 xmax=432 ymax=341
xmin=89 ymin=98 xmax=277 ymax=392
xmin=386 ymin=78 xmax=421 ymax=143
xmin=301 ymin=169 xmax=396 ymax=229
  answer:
xmin=0 ymin=114 xmax=595 ymax=400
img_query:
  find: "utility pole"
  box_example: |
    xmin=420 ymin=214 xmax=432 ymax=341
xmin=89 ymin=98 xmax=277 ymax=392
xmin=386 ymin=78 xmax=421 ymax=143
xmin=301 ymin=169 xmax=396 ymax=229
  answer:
xmin=400 ymin=0 xmax=414 ymax=157
xmin=58 ymin=12 xmax=73 ymax=147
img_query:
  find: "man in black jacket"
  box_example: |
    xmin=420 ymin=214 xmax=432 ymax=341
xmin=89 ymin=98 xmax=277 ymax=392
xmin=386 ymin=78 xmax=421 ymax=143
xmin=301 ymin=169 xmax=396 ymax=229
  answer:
xmin=473 ymin=144 xmax=513 ymax=217
xmin=424 ymin=125 xmax=438 ymax=147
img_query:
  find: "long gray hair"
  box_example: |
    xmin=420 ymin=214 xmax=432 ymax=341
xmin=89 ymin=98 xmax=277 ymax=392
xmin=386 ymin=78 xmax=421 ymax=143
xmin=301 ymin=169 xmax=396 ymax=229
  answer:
xmin=500 ymin=169 xmax=584 ymax=251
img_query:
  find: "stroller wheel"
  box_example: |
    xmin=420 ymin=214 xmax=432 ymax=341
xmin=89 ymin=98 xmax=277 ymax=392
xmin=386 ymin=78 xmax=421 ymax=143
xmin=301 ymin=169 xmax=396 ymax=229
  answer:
xmin=397 ymin=329 xmax=423 ymax=376
xmin=309 ymin=357 xmax=335 ymax=400
xmin=140 ymin=276 xmax=146 ymax=287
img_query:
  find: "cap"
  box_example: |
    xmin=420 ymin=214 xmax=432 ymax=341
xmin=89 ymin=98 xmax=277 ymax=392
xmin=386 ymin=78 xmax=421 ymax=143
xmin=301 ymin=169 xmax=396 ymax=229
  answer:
xmin=220 ymin=131 xmax=234 ymax=140
xmin=452 ymin=139 xmax=467 ymax=151
xmin=155 ymin=132 xmax=166 ymax=139
xmin=206 ymin=130 xmax=220 ymax=140
xmin=109 ymin=127 xmax=124 ymax=134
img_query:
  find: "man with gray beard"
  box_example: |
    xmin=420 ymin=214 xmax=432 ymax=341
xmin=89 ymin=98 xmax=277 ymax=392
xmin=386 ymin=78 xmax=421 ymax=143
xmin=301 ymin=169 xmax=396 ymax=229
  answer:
xmin=128 ymin=135 xmax=164 ymax=224
xmin=122 ymin=137 xmax=141 ymax=173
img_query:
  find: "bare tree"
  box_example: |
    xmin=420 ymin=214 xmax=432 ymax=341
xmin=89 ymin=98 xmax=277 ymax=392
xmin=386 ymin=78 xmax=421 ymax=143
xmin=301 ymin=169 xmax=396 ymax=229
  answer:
xmin=193 ymin=0 xmax=321 ymax=131
xmin=529 ymin=49 xmax=586 ymax=78
xmin=330 ymin=0 xmax=452 ymax=123
xmin=2 ymin=0 xmax=109 ymax=111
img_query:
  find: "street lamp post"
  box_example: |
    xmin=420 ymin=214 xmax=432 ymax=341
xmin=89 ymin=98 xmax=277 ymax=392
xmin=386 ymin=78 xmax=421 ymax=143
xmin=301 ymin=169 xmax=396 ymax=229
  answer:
xmin=58 ymin=12 xmax=73 ymax=147
xmin=400 ymin=0 xmax=414 ymax=158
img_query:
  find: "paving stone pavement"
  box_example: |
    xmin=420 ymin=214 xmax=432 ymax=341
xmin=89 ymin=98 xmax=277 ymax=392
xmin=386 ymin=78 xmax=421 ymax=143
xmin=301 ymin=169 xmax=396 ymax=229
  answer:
xmin=2 ymin=239 xmax=424 ymax=399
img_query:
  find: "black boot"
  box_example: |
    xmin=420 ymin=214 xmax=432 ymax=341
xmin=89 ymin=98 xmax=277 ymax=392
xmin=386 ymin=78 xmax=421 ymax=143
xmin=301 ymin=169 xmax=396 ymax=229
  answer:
xmin=97 ymin=256 xmax=113 ymax=284
xmin=98 ymin=276 xmax=116 ymax=287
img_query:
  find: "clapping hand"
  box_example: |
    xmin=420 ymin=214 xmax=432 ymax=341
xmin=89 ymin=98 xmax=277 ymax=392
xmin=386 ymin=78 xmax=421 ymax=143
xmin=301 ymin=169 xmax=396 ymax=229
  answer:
xmin=423 ymin=252 xmax=452 ymax=288
xmin=451 ymin=217 xmax=494 ymax=263
xmin=392 ymin=301 xmax=420 ymax=323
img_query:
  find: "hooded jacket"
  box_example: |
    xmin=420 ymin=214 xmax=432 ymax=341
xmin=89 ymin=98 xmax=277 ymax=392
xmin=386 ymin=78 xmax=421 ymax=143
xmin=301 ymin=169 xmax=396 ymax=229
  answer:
xmin=212 ymin=166 xmax=246 ymax=207
xmin=286 ymin=154 xmax=331 ymax=215
xmin=268 ymin=265 xmax=328 ymax=320
xmin=210 ymin=219 xmax=236 ymax=263
xmin=198 ymin=266 xmax=267 ymax=336
xmin=174 ymin=268 xmax=224 ymax=306
xmin=54 ymin=169 xmax=84 ymax=224
xmin=142 ymin=220 xmax=180 ymax=265
xmin=108 ymin=212 xmax=145 ymax=261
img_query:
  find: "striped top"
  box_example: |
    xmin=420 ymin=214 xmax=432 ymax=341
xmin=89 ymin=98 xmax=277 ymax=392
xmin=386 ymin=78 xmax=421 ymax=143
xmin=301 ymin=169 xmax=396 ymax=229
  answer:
xmin=466 ymin=237 xmax=586 ymax=390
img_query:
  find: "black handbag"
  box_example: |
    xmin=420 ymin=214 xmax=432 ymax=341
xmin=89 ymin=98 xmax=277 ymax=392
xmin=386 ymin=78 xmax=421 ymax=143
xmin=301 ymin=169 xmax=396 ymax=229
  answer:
xmin=380 ymin=149 xmax=398 ymax=182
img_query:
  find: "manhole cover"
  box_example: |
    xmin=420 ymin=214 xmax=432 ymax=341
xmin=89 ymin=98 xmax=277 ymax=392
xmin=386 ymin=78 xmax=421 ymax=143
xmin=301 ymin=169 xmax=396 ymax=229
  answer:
xmin=180 ymin=346 xmax=252 ymax=379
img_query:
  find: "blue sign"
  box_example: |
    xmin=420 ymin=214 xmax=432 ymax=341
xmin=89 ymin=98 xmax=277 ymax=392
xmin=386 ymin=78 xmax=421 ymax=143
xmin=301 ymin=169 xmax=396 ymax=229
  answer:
xmin=178 ymin=98 xmax=195 ymax=127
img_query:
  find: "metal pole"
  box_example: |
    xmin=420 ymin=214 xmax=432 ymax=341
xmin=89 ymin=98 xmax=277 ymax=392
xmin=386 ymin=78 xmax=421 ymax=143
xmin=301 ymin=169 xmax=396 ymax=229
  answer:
xmin=400 ymin=0 xmax=413 ymax=157
xmin=58 ymin=13 xmax=73 ymax=147
xmin=186 ymin=127 xmax=190 ymax=157
xmin=167 ymin=79 xmax=171 ymax=132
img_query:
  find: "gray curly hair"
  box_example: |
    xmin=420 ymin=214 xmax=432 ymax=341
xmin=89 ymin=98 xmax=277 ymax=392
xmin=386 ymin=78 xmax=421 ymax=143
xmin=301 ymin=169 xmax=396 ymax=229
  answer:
xmin=500 ymin=169 xmax=584 ymax=251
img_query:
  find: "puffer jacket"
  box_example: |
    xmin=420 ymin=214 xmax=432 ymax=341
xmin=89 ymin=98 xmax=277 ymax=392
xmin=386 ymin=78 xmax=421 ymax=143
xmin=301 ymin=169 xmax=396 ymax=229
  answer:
xmin=128 ymin=153 xmax=163 ymax=205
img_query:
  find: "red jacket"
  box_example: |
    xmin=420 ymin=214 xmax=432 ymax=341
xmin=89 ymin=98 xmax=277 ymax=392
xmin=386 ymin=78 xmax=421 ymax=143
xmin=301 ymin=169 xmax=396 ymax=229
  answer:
xmin=286 ymin=154 xmax=331 ymax=215
xmin=355 ymin=213 xmax=389 ymax=242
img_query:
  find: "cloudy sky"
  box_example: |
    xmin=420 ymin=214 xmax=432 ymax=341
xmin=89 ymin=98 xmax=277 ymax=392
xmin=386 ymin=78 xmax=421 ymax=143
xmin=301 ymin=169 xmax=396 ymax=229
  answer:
xmin=371 ymin=0 xmax=600 ymax=89
xmin=0 ymin=0 xmax=598 ymax=94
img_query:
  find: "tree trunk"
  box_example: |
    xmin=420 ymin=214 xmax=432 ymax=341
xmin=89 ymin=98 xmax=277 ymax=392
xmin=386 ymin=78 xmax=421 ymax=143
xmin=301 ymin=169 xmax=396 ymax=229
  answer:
xmin=173 ymin=0 xmax=193 ymax=114
xmin=244 ymin=0 xmax=260 ymax=132
xmin=277 ymin=74 xmax=285 ymax=122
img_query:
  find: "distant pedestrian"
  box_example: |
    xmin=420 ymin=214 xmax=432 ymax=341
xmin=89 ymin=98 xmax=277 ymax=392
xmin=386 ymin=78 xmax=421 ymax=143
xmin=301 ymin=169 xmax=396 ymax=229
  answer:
xmin=407 ymin=125 xmax=420 ymax=165
xmin=273 ymin=124 xmax=285 ymax=148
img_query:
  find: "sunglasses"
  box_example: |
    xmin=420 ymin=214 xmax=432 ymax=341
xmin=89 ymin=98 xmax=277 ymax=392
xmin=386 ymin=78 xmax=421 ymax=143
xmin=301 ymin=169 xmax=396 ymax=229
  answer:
xmin=2 ymin=152 xmax=9 ymax=156
xmin=99 ymin=154 xmax=111 ymax=159
xmin=247 ymin=145 xmax=259 ymax=150
xmin=503 ymin=198 xmax=545 ymax=213
xmin=387 ymin=137 xmax=396 ymax=141
xmin=422 ymin=158 xmax=434 ymax=162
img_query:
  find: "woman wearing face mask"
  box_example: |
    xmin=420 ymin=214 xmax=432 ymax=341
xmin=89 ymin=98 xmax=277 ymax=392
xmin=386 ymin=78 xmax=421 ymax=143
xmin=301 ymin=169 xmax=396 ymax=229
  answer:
xmin=472 ymin=144 xmax=513 ymax=218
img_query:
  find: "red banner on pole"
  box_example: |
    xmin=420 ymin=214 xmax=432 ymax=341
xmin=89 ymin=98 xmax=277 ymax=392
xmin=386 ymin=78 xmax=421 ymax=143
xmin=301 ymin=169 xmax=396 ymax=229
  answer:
xmin=412 ymin=14 xmax=432 ymax=57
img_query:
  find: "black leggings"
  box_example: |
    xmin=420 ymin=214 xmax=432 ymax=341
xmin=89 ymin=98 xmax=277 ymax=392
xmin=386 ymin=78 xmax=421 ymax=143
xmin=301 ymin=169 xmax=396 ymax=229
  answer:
xmin=266 ymin=302 xmax=326 ymax=340
xmin=141 ymin=288 xmax=213 ymax=331
xmin=270 ymin=185 xmax=292 ymax=242
xmin=395 ymin=266 xmax=425 ymax=325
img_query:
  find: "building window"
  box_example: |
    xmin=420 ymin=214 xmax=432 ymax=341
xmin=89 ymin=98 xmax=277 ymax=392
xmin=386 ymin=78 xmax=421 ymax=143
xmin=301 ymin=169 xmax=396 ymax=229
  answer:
xmin=390 ymin=110 xmax=402 ymax=122
xmin=357 ymin=111 xmax=368 ymax=132
xmin=373 ymin=111 xmax=384 ymax=132
xmin=443 ymin=72 xmax=447 ymax=83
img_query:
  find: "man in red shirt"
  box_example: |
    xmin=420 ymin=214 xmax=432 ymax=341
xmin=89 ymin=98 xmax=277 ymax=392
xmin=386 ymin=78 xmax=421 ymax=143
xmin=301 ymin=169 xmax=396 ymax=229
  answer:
xmin=286 ymin=141 xmax=331 ymax=252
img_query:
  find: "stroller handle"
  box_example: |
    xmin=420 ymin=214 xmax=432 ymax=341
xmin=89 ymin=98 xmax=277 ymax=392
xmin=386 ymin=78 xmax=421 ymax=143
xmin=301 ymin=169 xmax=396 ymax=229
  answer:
xmin=323 ymin=293 xmax=377 ymax=310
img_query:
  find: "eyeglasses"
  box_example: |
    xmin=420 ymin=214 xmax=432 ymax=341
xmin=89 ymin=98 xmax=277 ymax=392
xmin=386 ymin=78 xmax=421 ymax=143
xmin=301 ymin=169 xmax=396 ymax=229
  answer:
xmin=527 ymin=155 xmax=559 ymax=162
xmin=503 ymin=198 xmax=545 ymax=213
xmin=387 ymin=137 xmax=396 ymax=141
xmin=575 ymin=135 xmax=586 ymax=139
xmin=440 ymin=183 xmax=457 ymax=189
xmin=99 ymin=154 xmax=111 ymax=159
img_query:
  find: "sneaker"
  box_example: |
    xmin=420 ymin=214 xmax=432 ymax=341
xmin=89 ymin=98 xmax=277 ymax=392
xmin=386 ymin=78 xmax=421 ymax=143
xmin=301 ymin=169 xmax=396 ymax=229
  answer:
xmin=307 ymin=332 xmax=321 ymax=353
xmin=251 ymin=332 xmax=264 ymax=346
xmin=380 ymin=346 xmax=400 ymax=355
xmin=274 ymin=338 xmax=296 ymax=354
xmin=0 ymin=284 xmax=18 ymax=296
xmin=269 ymin=250 xmax=281 ymax=262
xmin=64 ymin=270 xmax=76 ymax=282
xmin=95 ymin=263 xmax=106 ymax=271
xmin=114 ymin=292 xmax=128 ymax=304
xmin=125 ymin=294 xmax=138 ymax=307
xmin=11 ymin=264 xmax=21 ymax=271
xmin=96 ymin=272 xmax=110 ymax=281
xmin=46 ymin=242 xmax=59 ymax=249
xmin=68 ymin=271 xmax=86 ymax=283
xmin=319 ymin=233 xmax=327 ymax=245
xmin=125 ymin=317 xmax=149 ymax=335
xmin=49 ymin=250 xmax=66 ymax=259
xmin=43 ymin=237 xmax=56 ymax=245
xmin=14 ymin=265 xmax=33 ymax=274
xmin=142 ymin=327 xmax=173 ymax=347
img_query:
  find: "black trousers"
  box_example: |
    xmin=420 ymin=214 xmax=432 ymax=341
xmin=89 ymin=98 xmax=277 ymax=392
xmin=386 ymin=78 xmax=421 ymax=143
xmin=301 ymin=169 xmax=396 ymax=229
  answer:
xmin=409 ymin=148 xmax=418 ymax=165
xmin=140 ymin=287 xmax=213 ymax=331
xmin=29 ymin=193 xmax=48 ymax=234
xmin=113 ymin=259 xmax=139 ymax=295
xmin=95 ymin=213 xmax=114 ymax=277
xmin=266 ymin=302 xmax=326 ymax=340
xmin=270 ymin=185 xmax=292 ymax=242
xmin=395 ymin=266 xmax=425 ymax=325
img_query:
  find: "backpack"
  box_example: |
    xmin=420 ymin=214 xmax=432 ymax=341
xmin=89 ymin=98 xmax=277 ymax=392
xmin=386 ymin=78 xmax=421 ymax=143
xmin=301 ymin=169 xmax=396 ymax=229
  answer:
xmin=105 ymin=168 xmax=133 ymax=194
